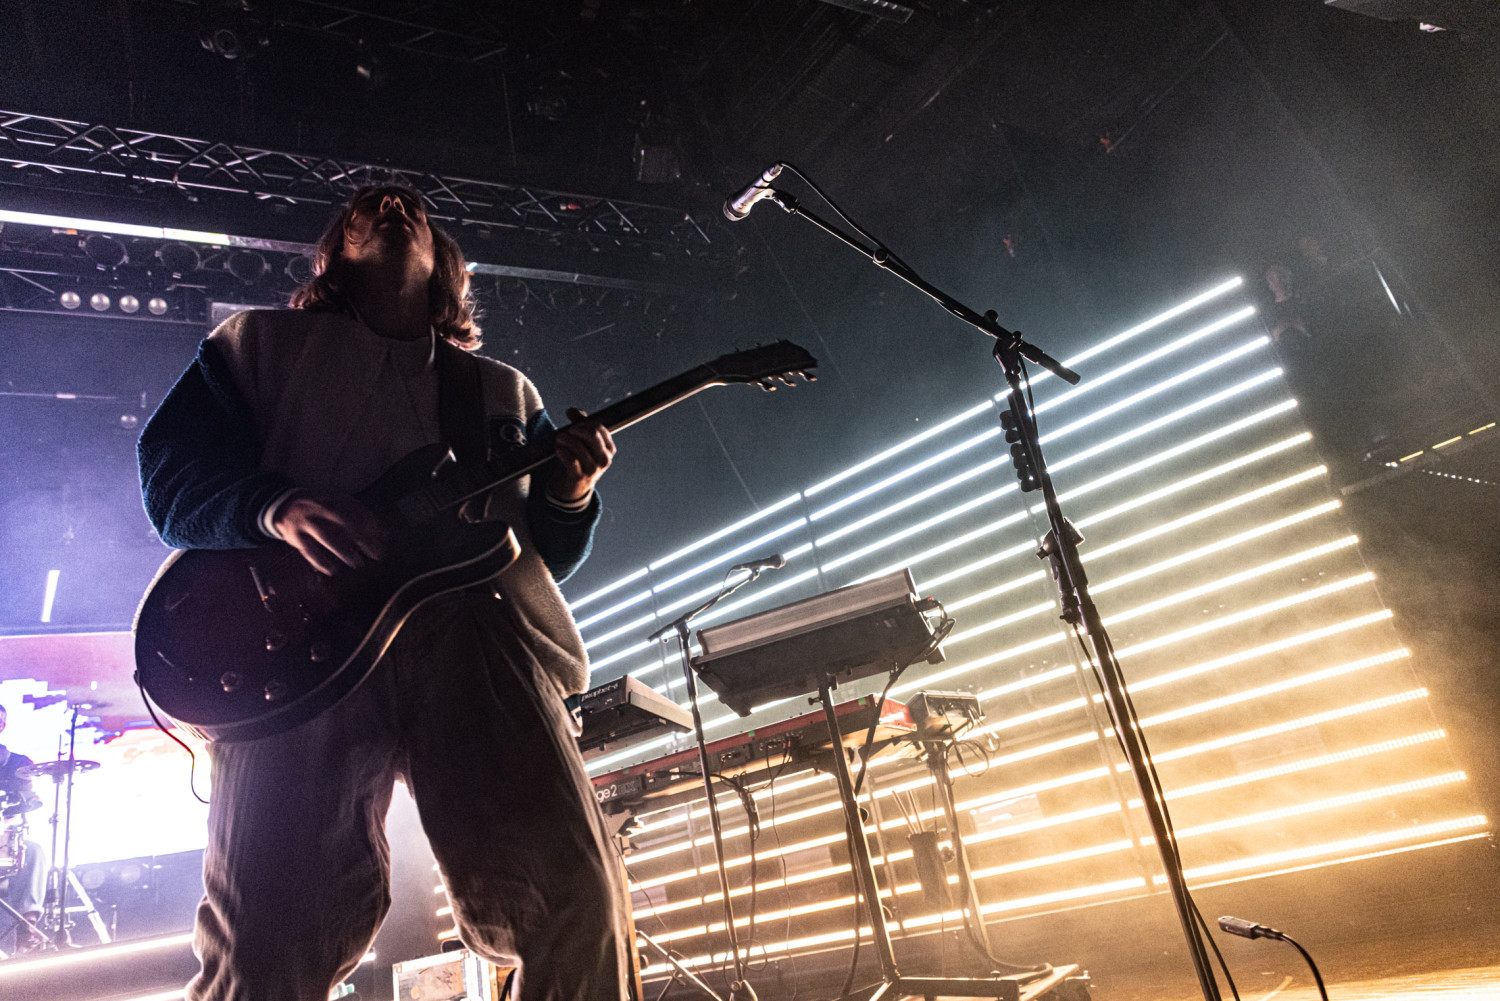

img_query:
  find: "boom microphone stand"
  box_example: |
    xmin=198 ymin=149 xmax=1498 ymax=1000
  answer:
xmin=731 ymin=167 xmax=1226 ymax=1001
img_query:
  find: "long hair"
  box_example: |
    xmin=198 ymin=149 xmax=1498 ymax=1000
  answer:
xmin=289 ymin=184 xmax=483 ymax=351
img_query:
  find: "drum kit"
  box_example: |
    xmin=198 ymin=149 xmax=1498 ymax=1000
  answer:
xmin=0 ymin=702 xmax=109 ymax=956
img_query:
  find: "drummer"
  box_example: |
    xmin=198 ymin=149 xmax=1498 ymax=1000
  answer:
xmin=0 ymin=704 xmax=47 ymax=953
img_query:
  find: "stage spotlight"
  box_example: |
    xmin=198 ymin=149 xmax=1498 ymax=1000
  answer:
xmin=60 ymin=291 xmax=81 ymax=309
xmin=147 ymin=296 xmax=170 ymax=316
xmin=90 ymin=292 xmax=111 ymax=311
xmin=119 ymin=294 xmax=141 ymax=314
xmin=157 ymin=241 xmax=201 ymax=276
xmin=226 ymin=250 xmax=267 ymax=283
xmin=83 ymin=234 xmax=128 ymax=269
xmin=285 ymin=254 xmax=315 ymax=284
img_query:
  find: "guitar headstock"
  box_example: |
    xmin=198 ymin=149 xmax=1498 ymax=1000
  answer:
xmin=706 ymin=340 xmax=819 ymax=392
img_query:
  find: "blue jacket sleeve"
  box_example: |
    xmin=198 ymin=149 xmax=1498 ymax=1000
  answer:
xmin=137 ymin=338 xmax=296 ymax=550
xmin=520 ymin=408 xmax=602 ymax=584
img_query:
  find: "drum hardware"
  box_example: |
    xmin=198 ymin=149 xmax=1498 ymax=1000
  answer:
xmin=29 ymin=704 xmax=110 ymax=950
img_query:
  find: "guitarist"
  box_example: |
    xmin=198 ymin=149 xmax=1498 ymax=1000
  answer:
xmin=137 ymin=186 xmax=626 ymax=1001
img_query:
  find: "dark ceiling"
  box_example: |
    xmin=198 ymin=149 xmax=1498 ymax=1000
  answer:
xmin=1 ymin=0 xmax=1497 ymax=643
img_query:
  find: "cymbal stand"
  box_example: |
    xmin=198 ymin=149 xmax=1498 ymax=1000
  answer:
xmin=646 ymin=566 xmax=772 ymax=1001
xmin=40 ymin=705 xmax=107 ymax=948
xmin=761 ymin=175 xmax=1226 ymax=1001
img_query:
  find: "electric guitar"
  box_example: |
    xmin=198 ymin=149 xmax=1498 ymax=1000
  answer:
xmin=134 ymin=341 xmax=817 ymax=742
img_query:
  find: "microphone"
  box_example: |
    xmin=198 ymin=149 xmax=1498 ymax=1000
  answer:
xmin=730 ymin=553 xmax=785 ymax=573
xmin=722 ymin=163 xmax=784 ymax=221
xmin=1217 ymin=916 xmax=1282 ymax=941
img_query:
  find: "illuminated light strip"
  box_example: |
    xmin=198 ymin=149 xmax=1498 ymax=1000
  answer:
xmin=1127 ymin=610 xmax=1393 ymax=695
xmin=900 ymin=441 xmax=1314 ymax=600
xmin=1168 ymin=773 xmax=1467 ymax=840
xmin=1152 ymin=689 xmax=1429 ymax=764
xmin=806 ymin=402 xmax=994 ymax=497
xmin=648 ymin=517 xmax=811 ymax=595
xmin=1048 ymin=401 xmax=1298 ymax=510
xmin=893 ymin=630 xmax=1068 ymax=694
xmin=1179 ymin=816 xmax=1488 ymax=880
xmin=1163 ymin=730 xmax=1445 ymax=800
xmin=871 ymin=519 xmax=1022 ymax=586
xmin=1053 ymin=276 xmax=1244 ymax=372
xmin=640 ymin=873 xmax=1160 ymax=976
xmin=1191 ymin=833 xmax=1490 ymax=892
xmin=0 ymin=207 xmax=231 ymax=245
xmin=943 ymin=569 xmax=1046 ymax=613
xmin=967 ymin=840 xmax=1135 ymax=882
xmin=1134 ymin=649 xmax=1410 ymax=730
xmin=694 ymin=567 xmax=822 ymax=627
xmin=945 ymin=527 xmax=1350 ymax=650
xmin=970 ymin=682 xmax=1430 ymax=800
xmin=581 ymin=612 xmax=658 ymax=650
xmin=817 ymin=390 xmax=1297 ymax=592
xmin=1080 ymin=467 xmax=1328 ymax=564
xmin=576 ymin=588 xmax=656 ymax=632
xmin=810 ymin=429 xmax=1003 ymax=521
xmin=816 ymin=371 xmax=1283 ymax=557
xmin=40 ymin=568 xmax=59 ymax=623
xmin=902 ymin=444 xmax=1317 ymax=599
xmin=1099 ymin=534 xmax=1359 ymax=622
xmin=962 ymin=652 xmax=1416 ymax=809
xmin=628 ymin=769 xmax=938 ymax=865
xmin=1112 ymin=572 xmax=1376 ymax=661
xmin=821 ymin=481 xmax=1019 ymax=572
xmin=634 ymin=783 xmax=1116 ymax=895
xmin=1071 ymin=435 xmax=1314 ymax=530
xmin=1038 ymin=337 xmax=1270 ymax=444
xmin=0 ymin=931 xmax=194 ymax=976
xmin=1033 ymin=307 xmax=1257 ymax=415
xmin=589 ymin=638 xmax=655 ymax=672
xmin=647 ymin=494 xmax=804 ymax=572
xmin=569 ymin=566 xmax=649 ymax=613
xmin=945 ymin=602 xmax=1057 ymax=646
xmin=815 ymin=461 xmax=1012 ymax=550
xmin=578 ymin=517 xmax=809 ymax=637
xmin=907 ymin=569 xmax=1374 ymax=697
xmin=795 ymin=279 xmax=1242 ymax=501
xmin=975 ymin=877 xmax=1148 ymax=917
xmin=811 ymin=337 xmax=1266 ymax=531
xmin=1047 ymin=369 xmax=1283 ymax=476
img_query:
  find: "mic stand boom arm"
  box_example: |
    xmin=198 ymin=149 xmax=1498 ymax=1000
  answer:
xmin=759 ymin=183 xmax=1224 ymax=1001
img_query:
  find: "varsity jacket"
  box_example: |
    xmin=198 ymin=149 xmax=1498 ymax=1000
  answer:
xmin=137 ymin=308 xmax=598 ymax=697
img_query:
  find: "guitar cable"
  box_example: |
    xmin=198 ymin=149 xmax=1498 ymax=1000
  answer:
xmin=137 ymin=675 xmax=211 ymax=805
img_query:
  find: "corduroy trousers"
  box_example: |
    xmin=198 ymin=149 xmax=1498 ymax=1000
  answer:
xmin=186 ymin=592 xmax=628 ymax=1001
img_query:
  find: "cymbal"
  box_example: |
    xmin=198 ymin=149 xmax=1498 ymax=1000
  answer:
xmin=18 ymin=759 xmax=101 ymax=780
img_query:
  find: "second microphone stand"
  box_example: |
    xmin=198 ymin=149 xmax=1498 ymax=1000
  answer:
xmin=749 ymin=176 xmax=1225 ymax=1001
xmin=647 ymin=567 xmax=768 ymax=1001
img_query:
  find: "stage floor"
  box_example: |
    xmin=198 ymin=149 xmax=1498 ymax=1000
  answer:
xmin=1100 ymin=965 xmax=1500 ymax=1001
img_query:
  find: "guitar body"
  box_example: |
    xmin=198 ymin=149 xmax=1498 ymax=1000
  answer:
xmin=134 ymin=445 xmax=521 ymax=742
xmin=133 ymin=340 xmax=818 ymax=742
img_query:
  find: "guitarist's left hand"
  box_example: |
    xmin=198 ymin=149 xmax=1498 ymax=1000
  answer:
xmin=550 ymin=408 xmax=616 ymax=503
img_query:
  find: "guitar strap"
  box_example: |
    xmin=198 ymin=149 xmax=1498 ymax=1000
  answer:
xmin=434 ymin=337 xmax=489 ymax=465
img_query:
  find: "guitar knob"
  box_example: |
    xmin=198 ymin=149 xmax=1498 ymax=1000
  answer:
xmin=265 ymin=632 xmax=287 ymax=652
xmin=220 ymin=672 xmax=242 ymax=693
xmin=309 ymin=642 xmax=331 ymax=663
xmin=264 ymin=680 xmax=287 ymax=702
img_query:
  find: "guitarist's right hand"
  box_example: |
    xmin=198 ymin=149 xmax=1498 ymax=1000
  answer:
xmin=270 ymin=491 xmax=389 ymax=575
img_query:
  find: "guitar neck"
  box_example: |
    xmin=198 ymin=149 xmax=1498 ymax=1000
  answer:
xmin=429 ymin=364 xmax=726 ymax=510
